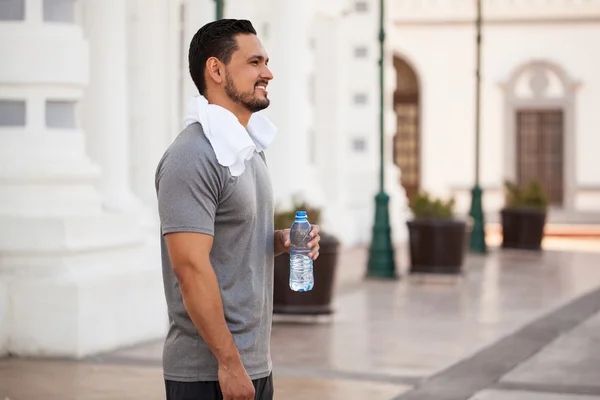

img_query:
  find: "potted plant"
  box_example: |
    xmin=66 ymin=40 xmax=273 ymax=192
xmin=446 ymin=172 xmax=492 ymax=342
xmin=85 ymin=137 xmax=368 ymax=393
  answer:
xmin=273 ymin=197 xmax=340 ymax=315
xmin=501 ymin=180 xmax=549 ymax=251
xmin=406 ymin=192 xmax=468 ymax=275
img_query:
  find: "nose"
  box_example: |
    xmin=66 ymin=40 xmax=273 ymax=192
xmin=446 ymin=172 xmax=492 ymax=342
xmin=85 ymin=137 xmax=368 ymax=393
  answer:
xmin=261 ymin=65 xmax=273 ymax=81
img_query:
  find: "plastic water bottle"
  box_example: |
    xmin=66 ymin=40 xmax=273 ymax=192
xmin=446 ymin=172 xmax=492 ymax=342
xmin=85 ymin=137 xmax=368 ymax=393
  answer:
xmin=289 ymin=211 xmax=314 ymax=292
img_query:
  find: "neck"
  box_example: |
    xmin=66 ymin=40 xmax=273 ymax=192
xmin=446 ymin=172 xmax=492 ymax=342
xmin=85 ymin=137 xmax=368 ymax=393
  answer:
xmin=204 ymin=90 xmax=252 ymax=126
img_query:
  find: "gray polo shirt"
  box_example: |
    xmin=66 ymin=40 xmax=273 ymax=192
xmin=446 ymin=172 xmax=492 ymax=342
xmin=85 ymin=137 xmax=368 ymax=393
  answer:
xmin=155 ymin=122 xmax=274 ymax=382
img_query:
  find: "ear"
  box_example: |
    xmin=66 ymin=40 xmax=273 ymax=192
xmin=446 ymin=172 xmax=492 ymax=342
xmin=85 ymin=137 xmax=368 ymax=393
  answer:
xmin=206 ymin=57 xmax=224 ymax=85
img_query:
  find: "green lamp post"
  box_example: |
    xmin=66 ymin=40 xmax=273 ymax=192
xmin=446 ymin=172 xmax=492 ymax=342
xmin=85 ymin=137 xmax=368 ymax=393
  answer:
xmin=367 ymin=0 xmax=396 ymax=279
xmin=214 ymin=0 xmax=224 ymax=20
xmin=468 ymin=0 xmax=487 ymax=253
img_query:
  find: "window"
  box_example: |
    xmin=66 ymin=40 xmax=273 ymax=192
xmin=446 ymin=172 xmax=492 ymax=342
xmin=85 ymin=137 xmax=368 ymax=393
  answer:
xmin=0 ymin=100 xmax=26 ymax=126
xmin=353 ymin=93 xmax=368 ymax=105
xmin=0 ymin=0 xmax=24 ymax=21
xmin=355 ymin=1 xmax=368 ymax=12
xmin=352 ymin=138 xmax=366 ymax=152
xmin=46 ymin=100 xmax=75 ymax=128
xmin=394 ymin=103 xmax=420 ymax=201
xmin=354 ymin=46 xmax=368 ymax=58
xmin=43 ymin=0 xmax=74 ymax=23
xmin=516 ymin=109 xmax=564 ymax=206
xmin=393 ymin=56 xmax=421 ymax=201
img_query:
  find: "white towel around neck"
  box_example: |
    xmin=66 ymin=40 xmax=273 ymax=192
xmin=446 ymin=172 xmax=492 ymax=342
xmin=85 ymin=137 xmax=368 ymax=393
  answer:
xmin=183 ymin=95 xmax=277 ymax=177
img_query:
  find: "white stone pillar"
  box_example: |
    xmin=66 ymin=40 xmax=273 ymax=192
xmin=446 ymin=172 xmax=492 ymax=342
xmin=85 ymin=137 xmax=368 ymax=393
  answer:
xmin=312 ymin=13 xmax=353 ymax=243
xmin=0 ymin=0 xmax=167 ymax=358
xmin=384 ymin=5 xmax=410 ymax=246
xmin=82 ymin=0 xmax=140 ymax=212
xmin=263 ymin=0 xmax=315 ymax=209
xmin=181 ymin=0 xmax=215 ymax=122
xmin=126 ymin=0 xmax=171 ymax=209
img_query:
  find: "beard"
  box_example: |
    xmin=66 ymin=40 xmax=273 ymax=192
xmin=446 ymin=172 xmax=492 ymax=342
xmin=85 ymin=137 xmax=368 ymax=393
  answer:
xmin=224 ymin=71 xmax=270 ymax=113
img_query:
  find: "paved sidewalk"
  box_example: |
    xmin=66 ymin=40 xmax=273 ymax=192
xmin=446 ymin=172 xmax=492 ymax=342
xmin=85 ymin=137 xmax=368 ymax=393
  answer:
xmin=2 ymin=243 xmax=600 ymax=400
xmin=477 ymin=309 xmax=600 ymax=399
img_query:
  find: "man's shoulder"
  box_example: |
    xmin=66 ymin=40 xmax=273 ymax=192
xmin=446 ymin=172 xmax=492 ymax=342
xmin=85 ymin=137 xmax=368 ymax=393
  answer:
xmin=155 ymin=123 xmax=223 ymax=186
xmin=168 ymin=123 xmax=217 ymax=161
xmin=158 ymin=123 xmax=221 ymax=170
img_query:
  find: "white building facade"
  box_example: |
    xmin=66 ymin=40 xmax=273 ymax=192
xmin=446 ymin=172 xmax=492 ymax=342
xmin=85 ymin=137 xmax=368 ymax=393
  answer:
xmin=1 ymin=0 xmax=598 ymax=357
xmin=390 ymin=0 xmax=600 ymax=221
xmin=0 ymin=0 xmax=406 ymax=358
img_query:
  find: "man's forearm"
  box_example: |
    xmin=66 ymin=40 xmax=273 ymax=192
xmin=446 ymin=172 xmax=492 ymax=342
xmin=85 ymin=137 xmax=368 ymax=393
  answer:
xmin=175 ymin=259 xmax=242 ymax=368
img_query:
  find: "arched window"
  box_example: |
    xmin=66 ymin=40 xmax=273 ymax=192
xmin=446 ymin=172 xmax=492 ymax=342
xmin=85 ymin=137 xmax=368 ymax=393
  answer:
xmin=393 ymin=56 xmax=420 ymax=202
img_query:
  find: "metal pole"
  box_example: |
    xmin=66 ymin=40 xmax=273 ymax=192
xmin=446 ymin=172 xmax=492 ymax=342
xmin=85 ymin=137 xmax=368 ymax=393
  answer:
xmin=214 ymin=0 xmax=224 ymax=20
xmin=475 ymin=0 xmax=481 ymax=185
xmin=366 ymin=0 xmax=396 ymax=279
xmin=378 ymin=0 xmax=385 ymax=193
xmin=469 ymin=0 xmax=487 ymax=253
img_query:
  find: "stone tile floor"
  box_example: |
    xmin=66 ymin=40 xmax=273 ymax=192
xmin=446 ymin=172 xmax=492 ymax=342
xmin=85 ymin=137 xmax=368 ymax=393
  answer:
xmin=2 ymin=240 xmax=600 ymax=400
xmin=470 ymin=390 xmax=600 ymax=400
xmin=493 ymin=310 xmax=600 ymax=397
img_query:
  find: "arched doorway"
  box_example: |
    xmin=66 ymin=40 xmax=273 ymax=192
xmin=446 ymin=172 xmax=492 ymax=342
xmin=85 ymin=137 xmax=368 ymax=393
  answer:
xmin=503 ymin=60 xmax=577 ymax=209
xmin=393 ymin=56 xmax=420 ymax=202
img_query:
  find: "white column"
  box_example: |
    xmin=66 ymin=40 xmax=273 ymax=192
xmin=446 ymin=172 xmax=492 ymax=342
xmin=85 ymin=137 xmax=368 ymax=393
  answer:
xmin=263 ymin=0 xmax=314 ymax=208
xmin=128 ymin=0 xmax=216 ymax=209
xmin=0 ymin=0 xmax=167 ymax=358
xmin=127 ymin=0 xmax=170 ymax=208
xmin=181 ymin=0 xmax=215 ymax=120
xmin=384 ymin=7 xmax=410 ymax=246
xmin=384 ymin=59 xmax=410 ymax=246
xmin=224 ymin=0 xmax=256 ymax=19
xmin=0 ymin=1 xmax=103 ymax=355
xmin=312 ymin=13 xmax=353 ymax=243
xmin=82 ymin=0 xmax=140 ymax=213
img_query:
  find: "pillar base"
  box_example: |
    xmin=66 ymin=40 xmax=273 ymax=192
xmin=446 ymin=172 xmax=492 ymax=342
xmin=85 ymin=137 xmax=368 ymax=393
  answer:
xmin=0 ymin=214 xmax=167 ymax=359
xmin=4 ymin=243 xmax=166 ymax=358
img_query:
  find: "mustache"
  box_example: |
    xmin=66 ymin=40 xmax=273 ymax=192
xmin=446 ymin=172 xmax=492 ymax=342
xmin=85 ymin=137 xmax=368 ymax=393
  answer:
xmin=254 ymin=81 xmax=268 ymax=87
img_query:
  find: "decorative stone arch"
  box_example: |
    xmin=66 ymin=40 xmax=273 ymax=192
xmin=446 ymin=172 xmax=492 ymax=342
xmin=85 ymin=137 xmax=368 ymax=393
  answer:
xmin=392 ymin=53 xmax=421 ymax=202
xmin=501 ymin=60 xmax=580 ymax=209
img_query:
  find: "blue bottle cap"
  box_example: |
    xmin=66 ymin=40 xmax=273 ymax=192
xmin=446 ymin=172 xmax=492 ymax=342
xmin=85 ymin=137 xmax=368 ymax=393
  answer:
xmin=295 ymin=211 xmax=307 ymax=217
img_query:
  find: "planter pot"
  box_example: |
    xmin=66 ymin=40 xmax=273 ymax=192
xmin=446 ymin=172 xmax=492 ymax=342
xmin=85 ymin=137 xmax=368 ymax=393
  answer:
xmin=501 ymin=208 xmax=547 ymax=251
xmin=407 ymin=218 xmax=467 ymax=275
xmin=273 ymin=232 xmax=340 ymax=315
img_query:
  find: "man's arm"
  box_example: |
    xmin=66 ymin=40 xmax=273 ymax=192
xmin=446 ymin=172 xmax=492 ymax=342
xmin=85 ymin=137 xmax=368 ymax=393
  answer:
xmin=164 ymin=231 xmax=254 ymax=399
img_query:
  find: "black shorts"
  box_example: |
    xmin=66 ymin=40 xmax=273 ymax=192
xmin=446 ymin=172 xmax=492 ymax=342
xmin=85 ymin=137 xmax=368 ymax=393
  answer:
xmin=165 ymin=373 xmax=274 ymax=400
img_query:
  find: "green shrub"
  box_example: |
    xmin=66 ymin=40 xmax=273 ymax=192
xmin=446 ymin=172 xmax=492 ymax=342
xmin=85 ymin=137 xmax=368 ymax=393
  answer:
xmin=504 ymin=179 xmax=549 ymax=210
xmin=409 ymin=191 xmax=455 ymax=219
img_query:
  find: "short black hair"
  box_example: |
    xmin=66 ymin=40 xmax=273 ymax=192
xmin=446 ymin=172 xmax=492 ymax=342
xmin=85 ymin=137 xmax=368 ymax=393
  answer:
xmin=188 ymin=19 xmax=257 ymax=96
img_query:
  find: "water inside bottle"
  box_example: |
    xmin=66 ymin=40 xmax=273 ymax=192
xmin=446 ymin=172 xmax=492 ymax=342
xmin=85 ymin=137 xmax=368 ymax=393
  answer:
xmin=290 ymin=249 xmax=314 ymax=292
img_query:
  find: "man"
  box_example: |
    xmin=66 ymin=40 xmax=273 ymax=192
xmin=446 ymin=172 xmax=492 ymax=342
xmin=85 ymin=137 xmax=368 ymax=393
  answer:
xmin=155 ymin=19 xmax=321 ymax=400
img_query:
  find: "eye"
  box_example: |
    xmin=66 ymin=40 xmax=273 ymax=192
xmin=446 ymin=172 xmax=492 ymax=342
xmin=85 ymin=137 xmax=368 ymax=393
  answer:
xmin=250 ymin=60 xmax=259 ymax=65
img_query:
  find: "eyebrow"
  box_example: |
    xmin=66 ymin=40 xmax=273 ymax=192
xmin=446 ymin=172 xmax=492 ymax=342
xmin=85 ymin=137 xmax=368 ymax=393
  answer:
xmin=248 ymin=55 xmax=269 ymax=63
